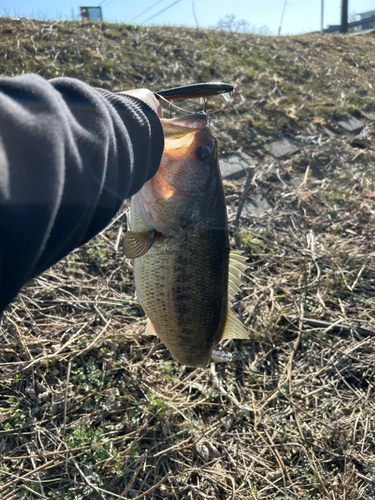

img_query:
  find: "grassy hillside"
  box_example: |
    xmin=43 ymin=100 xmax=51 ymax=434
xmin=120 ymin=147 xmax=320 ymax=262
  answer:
xmin=0 ymin=17 xmax=375 ymax=500
xmin=2 ymin=17 xmax=375 ymax=145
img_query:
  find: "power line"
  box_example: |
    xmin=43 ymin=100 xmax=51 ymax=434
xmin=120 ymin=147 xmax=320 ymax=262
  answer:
xmin=100 ymin=0 xmax=114 ymax=6
xmin=131 ymin=0 xmax=166 ymax=23
xmin=141 ymin=0 xmax=183 ymax=25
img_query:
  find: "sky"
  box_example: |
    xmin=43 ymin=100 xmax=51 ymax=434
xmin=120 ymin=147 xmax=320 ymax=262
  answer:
xmin=2 ymin=0 xmax=375 ymax=35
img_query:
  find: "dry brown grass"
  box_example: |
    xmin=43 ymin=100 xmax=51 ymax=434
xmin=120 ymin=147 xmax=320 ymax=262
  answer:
xmin=1 ymin=17 xmax=375 ymax=500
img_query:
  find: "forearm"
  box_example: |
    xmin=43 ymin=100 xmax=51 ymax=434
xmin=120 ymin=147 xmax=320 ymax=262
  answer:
xmin=0 ymin=74 xmax=164 ymax=314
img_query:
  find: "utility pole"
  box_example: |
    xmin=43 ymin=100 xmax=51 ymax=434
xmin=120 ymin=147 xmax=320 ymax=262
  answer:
xmin=321 ymin=0 xmax=324 ymax=33
xmin=340 ymin=0 xmax=348 ymax=33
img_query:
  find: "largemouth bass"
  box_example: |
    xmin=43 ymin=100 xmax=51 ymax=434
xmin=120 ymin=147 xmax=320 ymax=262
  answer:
xmin=124 ymin=112 xmax=248 ymax=367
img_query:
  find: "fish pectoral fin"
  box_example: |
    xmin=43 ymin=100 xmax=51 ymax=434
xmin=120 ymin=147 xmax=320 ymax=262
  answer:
xmin=222 ymin=310 xmax=249 ymax=340
xmin=144 ymin=319 xmax=157 ymax=336
xmin=123 ymin=230 xmax=155 ymax=259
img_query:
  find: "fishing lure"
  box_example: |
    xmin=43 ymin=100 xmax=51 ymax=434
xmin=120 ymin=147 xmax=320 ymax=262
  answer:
xmin=154 ymin=82 xmax=234 ymax=115
xmin=154 ymin=81 xmax=234 ymax=102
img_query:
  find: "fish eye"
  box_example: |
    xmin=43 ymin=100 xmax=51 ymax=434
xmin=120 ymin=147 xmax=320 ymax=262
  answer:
xmin=196 ymin=146 xmax=212 ymax=162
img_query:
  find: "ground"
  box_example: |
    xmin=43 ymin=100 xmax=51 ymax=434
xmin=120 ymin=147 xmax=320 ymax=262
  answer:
xmin=0 ymin=17 xmax=375 ymax=500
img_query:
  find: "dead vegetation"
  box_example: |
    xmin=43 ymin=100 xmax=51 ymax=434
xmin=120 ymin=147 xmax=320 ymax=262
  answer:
xmin=0 ymin=16 xmax=375 ymax=500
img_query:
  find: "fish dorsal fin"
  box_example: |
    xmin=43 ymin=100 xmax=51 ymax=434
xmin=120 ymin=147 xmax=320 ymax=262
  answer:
xmin=228 ymin=250 xmax=247 ymax=303
xmin=222 ymin=310 xmax=249 ymax=340
xmin=123 ymin=230 xmax=155 ymax=259
xmin=144 ymin=319 xmax=157 ymax=336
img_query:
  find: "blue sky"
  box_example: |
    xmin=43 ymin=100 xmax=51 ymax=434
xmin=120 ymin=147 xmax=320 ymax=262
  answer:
xmin=2 ymin=0 xmax=375 ymax=35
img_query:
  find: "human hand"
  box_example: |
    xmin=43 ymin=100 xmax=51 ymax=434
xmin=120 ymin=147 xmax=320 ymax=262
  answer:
xmin=117 ymin=89 xmax=163 ymax=118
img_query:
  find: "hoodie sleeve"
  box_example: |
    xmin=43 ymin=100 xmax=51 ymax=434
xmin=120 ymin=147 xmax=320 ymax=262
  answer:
xmin=0 ymin=74 xmax=164 ymax=314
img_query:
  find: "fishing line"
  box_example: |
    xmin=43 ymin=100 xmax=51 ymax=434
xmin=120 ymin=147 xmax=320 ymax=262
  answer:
xmin=156 ymin=94 xmax=194 ymax=116
xmin=157 ymin=94 xmax=233 ymax=118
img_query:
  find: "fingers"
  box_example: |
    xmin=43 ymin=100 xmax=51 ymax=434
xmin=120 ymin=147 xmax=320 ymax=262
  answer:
xmin=117 ymin=89 xmax=163 ymax=118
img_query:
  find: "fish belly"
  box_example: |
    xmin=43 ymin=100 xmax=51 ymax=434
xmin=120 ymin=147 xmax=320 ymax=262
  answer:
xmin=134 ymin=227 xmax=229 ymax=367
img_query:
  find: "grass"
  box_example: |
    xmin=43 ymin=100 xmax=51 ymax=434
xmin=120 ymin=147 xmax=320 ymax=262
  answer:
xmin=0 ymin=16 xmax=375 ymax=500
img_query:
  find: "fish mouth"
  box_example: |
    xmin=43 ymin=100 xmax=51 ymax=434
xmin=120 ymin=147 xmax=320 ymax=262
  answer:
xmin=161 ymin=112 xmax=209 ymax=138
xmin=168 ymin=111 xmax=208 ymax=129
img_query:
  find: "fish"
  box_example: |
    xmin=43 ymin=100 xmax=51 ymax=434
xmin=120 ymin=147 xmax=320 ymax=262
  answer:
xmin=123 ymin=111 xmax=248 ymax=367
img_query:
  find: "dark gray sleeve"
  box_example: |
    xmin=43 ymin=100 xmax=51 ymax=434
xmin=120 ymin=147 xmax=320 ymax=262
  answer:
xmin=0 ymin=74 xmax=164 ymax=314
